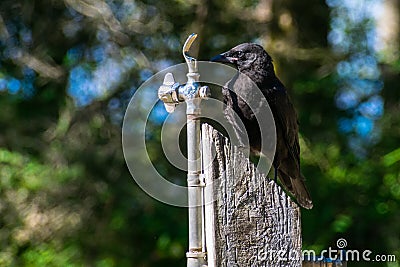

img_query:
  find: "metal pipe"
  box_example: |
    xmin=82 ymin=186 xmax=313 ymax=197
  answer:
xmin=186 ymin=98 xmax=206 ymax=267
xmin=184 ymin=34 xmax=206 ymax=267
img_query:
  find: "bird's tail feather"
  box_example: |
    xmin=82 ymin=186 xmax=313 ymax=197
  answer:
xmin=278 ymin=170 xmax=313 ymax=209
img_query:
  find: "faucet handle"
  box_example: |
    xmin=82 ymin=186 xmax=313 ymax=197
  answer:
xmin=158 ymin=73 xmax=179 ymax=113
xmin=183 ymin=33 xmax=198 ymax=74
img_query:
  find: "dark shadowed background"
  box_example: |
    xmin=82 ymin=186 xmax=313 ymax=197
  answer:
xmin=0 ymin=0 xmax=399 ymax=266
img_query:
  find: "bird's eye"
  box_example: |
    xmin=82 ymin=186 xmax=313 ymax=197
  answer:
xmin=237 ymin=51 xmax=244 ymax=58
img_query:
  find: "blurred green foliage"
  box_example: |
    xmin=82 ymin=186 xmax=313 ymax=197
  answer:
xmin=0 ymin=0 xmax=399 ymax=266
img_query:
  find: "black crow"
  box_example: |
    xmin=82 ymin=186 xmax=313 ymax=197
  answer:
xmin=211 ymin=43 xmax=313 ymax=209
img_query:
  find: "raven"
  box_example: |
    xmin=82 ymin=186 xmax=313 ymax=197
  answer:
xmin=211 ymin=43 xmax=313 ymax=209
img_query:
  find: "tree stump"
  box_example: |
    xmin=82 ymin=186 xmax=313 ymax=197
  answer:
xmin=202 ymin=124 xmax=302 ymax=267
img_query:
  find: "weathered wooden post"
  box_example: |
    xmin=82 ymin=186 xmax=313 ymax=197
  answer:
xmin=202 ymin=124 xmax=302 ymax=266
xmin=202 ymin=124 xmax=347 ymax=267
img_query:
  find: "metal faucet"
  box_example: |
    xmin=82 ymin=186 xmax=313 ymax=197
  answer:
xmin=158 ymin=33 xmax=210 ymax=113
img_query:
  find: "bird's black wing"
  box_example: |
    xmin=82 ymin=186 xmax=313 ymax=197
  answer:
xmin=266 ymin=82 xmax=313 ymax=209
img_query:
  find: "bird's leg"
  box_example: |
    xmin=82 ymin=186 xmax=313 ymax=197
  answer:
xmin=274 ymin=166 xmax=278 ymax=183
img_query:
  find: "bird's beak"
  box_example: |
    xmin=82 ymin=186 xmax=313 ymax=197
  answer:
xmin=210 ymin=53 xmax=238 ymax=64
